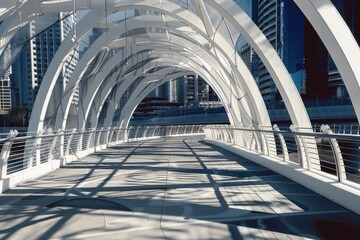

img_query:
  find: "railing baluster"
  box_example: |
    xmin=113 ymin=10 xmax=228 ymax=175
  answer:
xmin=273 ymin=124 xmax=289 ymax=162
xmin=0 ymin=130 xmax=18 ymax=179
xmin=321 ymin=124 xmax=347 ymax=182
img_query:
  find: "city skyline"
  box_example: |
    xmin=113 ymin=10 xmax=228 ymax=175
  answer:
xmin=0 ymin=1 xmax=358 ymax=127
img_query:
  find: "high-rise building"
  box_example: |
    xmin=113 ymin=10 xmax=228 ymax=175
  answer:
xmin=197 ymin=76 xmax=210 ymax=102
xmin=175 ymin=76 xmax=186 ymax=104
xmin=257 ymin=0 xmax=281 ymax=106
xmin=12 ymin=12 xmax=78 ymax=111
xmin=234 ymin=0 xmax=258 ymax=48
xmin=156 ymin=74 xmax=219 ymax=107
xmin=235 ymin=0 xmax=259 ymax=82
xmin=281 ymin=0 xmax=305 ymax=94
xmin=184 ymin=75 xmax=198 ymax=103
xmin=239 ymin=43 xmax=259 ymax=83
xmin=169 ymin=79 xmax=178 ymax=102
xmin=0 ymin=45 xmax=12 ymax=113
xmin=256 ymin=0 xmax=306 ymax=107
xmin=304 ymin=0 xmax=360 ymax=105
xmin=148 ymin=81 xmax=169 ymax=99
xmin=207 ymin=81 xmax=219 ymax=102
xmin=183 ymin=74 xmax=219 ymax=106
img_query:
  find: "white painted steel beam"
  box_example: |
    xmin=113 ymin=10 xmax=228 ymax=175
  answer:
xmin=294 ymin=0 xmax=360 ymax=123
xmin=28 ymin=0 xmax=272 ymax=133
xmin=205 ymin=0 xmax=311 ymax=130
xmin=80 ymin=35 xmax=250 ymax=130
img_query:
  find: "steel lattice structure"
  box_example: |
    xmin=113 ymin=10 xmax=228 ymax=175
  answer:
xmin=1 ymin=0 xmax=359 ymax=133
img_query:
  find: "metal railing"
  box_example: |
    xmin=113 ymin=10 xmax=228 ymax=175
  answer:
xmin=0 ymin=125 xmax=203 ymax=181
xmin=203 ymin=124 xmax=360 ymax=187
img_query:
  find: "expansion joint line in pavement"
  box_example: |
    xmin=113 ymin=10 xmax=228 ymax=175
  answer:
xmin=160 ymin=140 xmax=171 ymax=239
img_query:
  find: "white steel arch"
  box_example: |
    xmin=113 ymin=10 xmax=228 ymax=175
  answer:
xmin=85 ymin=49 xmax=240 ymax=129
xmin=25 ymin=0 xmax=292 ymax=133
xmin=77 ymin=33 xmax=256 ymax=130
xmin=107 ymin=0 xmax=312 ymax=129
xmin=90 ymin=54 xmax=241 ymax=130
xmin=205 ymin=0 xmax=311 ymax=129
xmin=0 ymin=0 xmax=358 ymax=136
xmin=293 ymin=0 xmax=360 ymax=121
xmin=50 ymin=11 xmax=266 ymax=131
xmin=1 ymin=0 xmax=360 ymax=217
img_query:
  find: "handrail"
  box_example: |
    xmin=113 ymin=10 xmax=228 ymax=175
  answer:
xmin=203 ymin=124 xmax=360 ymax=187
xmin=0 ymin=125 xmax=204 ymax=186
xmin=205 ymin=125 xmax=360 ymax=141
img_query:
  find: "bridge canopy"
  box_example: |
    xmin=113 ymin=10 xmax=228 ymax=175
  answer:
xmin=0 ymin=0 xmax=359 ymax=133
xmin=2 ymin=2 xmax=360 ymax=237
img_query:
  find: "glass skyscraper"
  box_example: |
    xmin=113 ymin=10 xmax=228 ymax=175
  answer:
xmin=235 ymin=0 xmax=259 ymax=83
xmin=12 ymin=13 xmax=78 ymax=110
xmin=257 ymin=0 xmax=280 ymax=107
xmin=257 ymin=0 xmax=305 ymax=107
xmin=281 ymin=0 xmax=305 ymax=94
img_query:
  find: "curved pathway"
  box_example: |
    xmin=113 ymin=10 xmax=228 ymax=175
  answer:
xmin=0 ymin=137 xmax=359 ymax=239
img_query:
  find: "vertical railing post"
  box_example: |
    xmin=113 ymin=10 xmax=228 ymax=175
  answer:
xmin=218 ymin=127 xmax=223 ymax=141
xmin=229 ymin=127 xmax=234 ymax=144
xmin=58 ymin=128 xmax=65 ymax=160
xmin=216 ymin=128 xmax=221 ymax=141
xmin=210 ymin=128 xmax=214 ymax=139
xmin=77 ymin=129 xmax=85 ymax=154
xmin=105 ymin=127 xmax=111 ymax=145
xmin=65 ymin=129 xmax=77 ymax=158
xmin=256 ymin=126 xmax=267 ymax=155
xmin=158 ymin=126 xmax=162 ymax=137
xmin=144 ymin=126 xmax=149 ymax=138
xmin=160 ymin=126 xmax=165 ymax=136
xmin=290 ymin=125 xmax=310 ymax=169
xmin=32 ymin=130 xmax=43 ymax=167
xmin=137 ymin=126 xmax=142 ymax=139
xmin=96 ymin=128 xmax=104 ymax=147
xmin=133 ymin=126 xmax=140 ymax=139
xmin=152 ymin=126 xmax=157 ymax=137
xmin=0 ymin=130 xmax=18 ymax=179
xmin=116 ymin=128 xmax=123 ymax=142
xmin=218 ymin=128 xmax=222 ymax=141
xmin=321 ymin=124 xmax=347 ymax=182
xmin=169 ymin=125 xmax=174 ymax=135
xmin=87 ymin=129 xmax=95 ymax=151
xmin=249 ymin=127 xmax=261 ymax=153
xmin=223 ymin=127 xmax=228 ymax=142
xmin=226 ymin=126 xmax=230 ymax=143
xmin=241 ymin=128 xmax=249 ymax=149
xmin=108 ymin=128 xmax=113 ymax=145
xmin=48 ymin=129 xmax=63 ymax=163
xmin=125 ymin=127 xmax=131 ymax=142
xmin=273 ymin=124 xmax=289 ymax=162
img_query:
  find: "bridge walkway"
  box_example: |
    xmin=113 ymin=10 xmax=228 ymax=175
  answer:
xmin=0 ymin=136 xmax=359 ymax=239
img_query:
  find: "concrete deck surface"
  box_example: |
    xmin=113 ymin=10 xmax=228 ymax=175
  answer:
xmin=0 ymin=137 xmax=360 ymax=239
